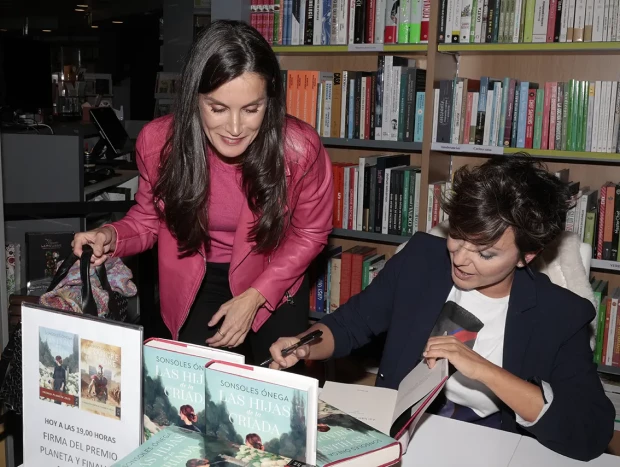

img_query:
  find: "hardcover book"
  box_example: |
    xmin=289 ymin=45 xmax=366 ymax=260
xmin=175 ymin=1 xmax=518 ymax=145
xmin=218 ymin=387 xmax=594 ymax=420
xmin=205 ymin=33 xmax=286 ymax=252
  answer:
xmin=204 ymin=360 xmax=319 ymax=465
xmin=143 ymin=338 xmax=245 ymax=440
xmin=112 ymin=425 xmax=313 ymax=467
xmin=25 ymin=231 xmax=74 ymax=283
xmin=320 ymin=358 xmax=448 ymax=454
xmin=21 ymin=303 xmax=143 ymax=467
xmin=315 ymin=400 xmax=401 ymax=466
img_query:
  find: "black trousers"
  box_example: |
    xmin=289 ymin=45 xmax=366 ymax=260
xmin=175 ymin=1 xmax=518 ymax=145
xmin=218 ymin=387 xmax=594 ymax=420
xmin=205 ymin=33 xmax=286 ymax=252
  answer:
xmin=178 ymin=262 xmax=310 ymax=366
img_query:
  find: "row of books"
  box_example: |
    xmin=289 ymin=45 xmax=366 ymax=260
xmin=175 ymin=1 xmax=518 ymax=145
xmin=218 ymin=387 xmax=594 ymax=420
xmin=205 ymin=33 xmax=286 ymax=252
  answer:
xmin=432 ymin=77 xmax=620 ymax=154
xmin=309 ymin=244 xmax=388 ymax=314
xmin=283 ymin=56 xmax=426 ymax=142
xmin=591 ymin=277 xmax=620 ymax=369
xmin=250 ymin=0 xmax=432 ymax=46
xmin=437 ymin=0 xmax=619 ymax=44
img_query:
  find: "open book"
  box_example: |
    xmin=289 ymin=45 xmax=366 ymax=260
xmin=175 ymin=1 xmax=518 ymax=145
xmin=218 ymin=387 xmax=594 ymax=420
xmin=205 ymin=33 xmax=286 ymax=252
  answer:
xmin=320 ymin=358 xmax=448 ymax=453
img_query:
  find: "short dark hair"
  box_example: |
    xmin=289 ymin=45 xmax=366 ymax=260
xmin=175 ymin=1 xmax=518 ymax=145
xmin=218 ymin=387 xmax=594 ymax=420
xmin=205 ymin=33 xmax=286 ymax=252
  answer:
xmin=443 ymin=154 xmax=572 ymax=254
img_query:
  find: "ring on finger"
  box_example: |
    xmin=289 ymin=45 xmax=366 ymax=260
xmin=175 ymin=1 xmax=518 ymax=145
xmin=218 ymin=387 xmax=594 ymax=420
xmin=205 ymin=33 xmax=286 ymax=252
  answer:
xmin=217 ymin=328 xmax=225 ymax=338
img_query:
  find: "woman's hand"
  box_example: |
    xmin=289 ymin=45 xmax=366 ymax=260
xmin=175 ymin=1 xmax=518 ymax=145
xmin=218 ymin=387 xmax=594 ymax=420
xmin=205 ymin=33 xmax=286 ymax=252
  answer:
xmin=206 ymin=287 xmax=266 ymax=348
xmin=72 ymin=227 xmax=117 ymax=266
xmin=267 ymin=336 xmax=310 ymax=370
xmin=423 ymin=335 xmax=495 ymax=381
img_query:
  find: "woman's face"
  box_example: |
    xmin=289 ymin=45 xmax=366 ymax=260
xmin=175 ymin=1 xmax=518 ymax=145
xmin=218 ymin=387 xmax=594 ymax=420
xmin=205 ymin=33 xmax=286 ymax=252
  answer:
xmin=446 ymin=227 xmax=536 ymax=298
xmin=199 ymin=72 xmax=267 ymax=159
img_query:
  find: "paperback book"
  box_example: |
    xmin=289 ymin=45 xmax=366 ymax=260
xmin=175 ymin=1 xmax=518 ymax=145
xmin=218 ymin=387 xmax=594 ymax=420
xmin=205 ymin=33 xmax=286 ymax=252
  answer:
xmin=143 ymin=338 xmax=245 ymax=440
xmin=204 ymin=360 xmax=319 ymax=465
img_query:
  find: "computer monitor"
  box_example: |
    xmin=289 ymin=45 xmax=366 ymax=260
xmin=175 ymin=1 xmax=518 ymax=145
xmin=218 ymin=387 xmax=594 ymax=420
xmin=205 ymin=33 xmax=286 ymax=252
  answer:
xmin=89 ymin=107 xmax=131 ymax=160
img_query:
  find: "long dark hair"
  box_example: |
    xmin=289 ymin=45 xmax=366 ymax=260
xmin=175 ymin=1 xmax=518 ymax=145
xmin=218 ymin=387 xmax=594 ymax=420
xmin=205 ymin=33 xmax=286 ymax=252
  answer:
xmin=153 ymin=20 xmax=287 ymax=256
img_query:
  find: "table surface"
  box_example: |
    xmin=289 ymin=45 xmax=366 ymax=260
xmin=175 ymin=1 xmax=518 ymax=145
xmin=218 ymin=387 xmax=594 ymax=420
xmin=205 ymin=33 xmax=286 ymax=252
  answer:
xmin=401 ymin=414 xmax=619 ymax=467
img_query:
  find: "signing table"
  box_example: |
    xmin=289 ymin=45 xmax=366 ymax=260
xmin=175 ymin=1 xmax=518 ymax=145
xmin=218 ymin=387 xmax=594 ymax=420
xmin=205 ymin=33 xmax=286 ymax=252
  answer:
xmin=403 ymin=414 xmax=619 ymax=467
xmin=16 ymin=414 xmax=618 ymax=467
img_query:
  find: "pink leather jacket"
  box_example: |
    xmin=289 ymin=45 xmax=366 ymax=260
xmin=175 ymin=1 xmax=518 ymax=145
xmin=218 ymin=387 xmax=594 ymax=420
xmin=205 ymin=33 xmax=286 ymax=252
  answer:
xmin=108 ymin=115 xmax=333 ymax=339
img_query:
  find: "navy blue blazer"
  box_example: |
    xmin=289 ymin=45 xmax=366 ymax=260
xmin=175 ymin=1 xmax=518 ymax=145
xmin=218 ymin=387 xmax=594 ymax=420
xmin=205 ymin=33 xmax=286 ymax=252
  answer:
xmin=321 ymin=232 xmax=615 ymax=461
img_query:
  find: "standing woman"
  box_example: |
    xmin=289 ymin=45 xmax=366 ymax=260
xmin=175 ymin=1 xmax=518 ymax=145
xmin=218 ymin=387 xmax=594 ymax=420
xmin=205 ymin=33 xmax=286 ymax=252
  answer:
xmin=72 ymin=20 xmax=334 ymax=365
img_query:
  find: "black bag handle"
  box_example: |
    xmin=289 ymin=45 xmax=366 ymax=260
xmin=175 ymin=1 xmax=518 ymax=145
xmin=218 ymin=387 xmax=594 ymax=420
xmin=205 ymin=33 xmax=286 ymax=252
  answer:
xmin=45 ymin=245 xmax=107 ymax=318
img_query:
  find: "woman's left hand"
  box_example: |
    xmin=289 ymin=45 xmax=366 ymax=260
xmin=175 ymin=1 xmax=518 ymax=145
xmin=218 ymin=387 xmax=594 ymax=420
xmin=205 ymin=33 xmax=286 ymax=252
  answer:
xmin=206 ymin=288 xmax=266 ymax=348
xmin=423 ymin=336 xmax=494 ymax=381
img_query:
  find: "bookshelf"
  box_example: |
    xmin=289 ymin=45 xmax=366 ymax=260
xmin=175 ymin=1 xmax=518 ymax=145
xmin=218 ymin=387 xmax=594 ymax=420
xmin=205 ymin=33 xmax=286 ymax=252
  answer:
xmin=240 ymin=1 xmax=620 ymax=377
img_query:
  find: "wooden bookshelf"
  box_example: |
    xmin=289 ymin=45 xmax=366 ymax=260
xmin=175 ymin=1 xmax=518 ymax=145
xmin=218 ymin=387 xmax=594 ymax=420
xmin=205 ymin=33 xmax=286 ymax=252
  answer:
xmin=438 ymin=42 xmax=620 ymax=54
xmin=330 ymin=228 xmax=411 ymax=245
xmin=431 ymin=143 xmax=620 ymax=164
xmin=323 ymin=138 xmax=422 ymax=152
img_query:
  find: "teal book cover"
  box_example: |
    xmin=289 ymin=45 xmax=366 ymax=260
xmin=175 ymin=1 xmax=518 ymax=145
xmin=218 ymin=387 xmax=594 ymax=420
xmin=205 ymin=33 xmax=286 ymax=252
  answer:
xmin=315 ymin=400 xmax=400 ymax=467
xmin=205 ymin=367 xmax=310 ymax=464
xmin=112 ymin=426 xmax=312 ymax=467
xmin=143 ymin=346 xmax=211 ymax=439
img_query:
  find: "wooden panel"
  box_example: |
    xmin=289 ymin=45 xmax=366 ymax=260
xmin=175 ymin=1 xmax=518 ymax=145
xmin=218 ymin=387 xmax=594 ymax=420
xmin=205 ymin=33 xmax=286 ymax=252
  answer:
xmin=457 ymin=53 xmax=620 ymax=84
xmin=326 ymin=147 xmax=422 ymax=166
xmin=327 ymin=237 xmax=403 ymax=260
xmin=278 ymin=54 xmax=427 ymax=73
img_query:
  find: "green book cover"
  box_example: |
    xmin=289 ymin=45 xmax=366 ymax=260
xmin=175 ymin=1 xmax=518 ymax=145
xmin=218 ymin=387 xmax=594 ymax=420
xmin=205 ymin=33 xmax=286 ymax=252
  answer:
xmin=112 ymin=426 xmax=311 ymax=467
xmin=205 ymin=366 xmax=311 ymax=464
xmin=523 ymin=0 xmax=536 ymax=42
xmin=398 ymin=0 xmax=411 ymax=44
xmin=315 ymin=400 xmax=400 ymax=467
xmin=533 ymin=89 xmax=544 ymax=149
xmin=409 ymin=0 xmax=423 ymax=43
xmin=143 ymin=342 xmax=244 ymax=440
xmin=581 ymin=81 xmax=590 ymax=151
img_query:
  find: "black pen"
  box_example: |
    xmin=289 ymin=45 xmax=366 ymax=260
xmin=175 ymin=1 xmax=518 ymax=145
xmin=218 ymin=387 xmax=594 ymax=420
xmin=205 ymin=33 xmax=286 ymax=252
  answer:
xmin=259 ymin=330 xmax=323 ymax=367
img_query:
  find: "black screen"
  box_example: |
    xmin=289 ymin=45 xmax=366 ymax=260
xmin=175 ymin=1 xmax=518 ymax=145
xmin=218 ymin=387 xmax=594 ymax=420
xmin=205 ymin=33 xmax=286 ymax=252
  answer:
xmin=0 ymin=36 xmax=53 ymax=113
xmin=89 ymin=107 xmax=130 ymax=155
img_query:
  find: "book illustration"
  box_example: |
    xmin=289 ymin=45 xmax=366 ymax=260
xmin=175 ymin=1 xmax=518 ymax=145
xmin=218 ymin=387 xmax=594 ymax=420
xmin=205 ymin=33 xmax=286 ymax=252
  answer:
xmin=430 ymin=300 xmax=484 ymax=350
xmin=80 ymin=339 xmax=122 ymax=420
xmin=38 ymin=327 xmax=79 ymax=407
xmin=205 ymin=369 xmax=309 ymax=463
xmin=113 ymin=426 xmax=311 ymax=467
xmin=25 ymin=232 xmax=74 ymax=283
xmin=143 ymin=348 xmax=209 ymax=439
xmin=315 ymin=400 xmax=398 ymax=466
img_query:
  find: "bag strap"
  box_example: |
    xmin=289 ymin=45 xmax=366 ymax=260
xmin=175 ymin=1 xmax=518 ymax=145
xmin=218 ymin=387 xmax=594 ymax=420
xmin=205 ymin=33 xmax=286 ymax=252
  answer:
xmin=80 ymin=246 xmax=98 ymax=317
xmin=94 ymin=263 xmax=123 ymax=321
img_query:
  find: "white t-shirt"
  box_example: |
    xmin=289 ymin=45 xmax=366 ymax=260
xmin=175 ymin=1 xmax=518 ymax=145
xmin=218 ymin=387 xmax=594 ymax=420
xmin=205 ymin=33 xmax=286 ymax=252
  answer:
xmin=443 ymin=286 xmax=509 ymax=417
xmin=439 ymin=286 xmax=553 ymax=425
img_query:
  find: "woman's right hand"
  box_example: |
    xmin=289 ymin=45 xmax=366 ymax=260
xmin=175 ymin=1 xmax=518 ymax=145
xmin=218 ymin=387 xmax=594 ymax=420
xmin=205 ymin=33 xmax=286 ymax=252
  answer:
xmin=268 ymin=336 xmax=310 ymax=370
xmin=72 ymin=226 xmax=117 ymax=266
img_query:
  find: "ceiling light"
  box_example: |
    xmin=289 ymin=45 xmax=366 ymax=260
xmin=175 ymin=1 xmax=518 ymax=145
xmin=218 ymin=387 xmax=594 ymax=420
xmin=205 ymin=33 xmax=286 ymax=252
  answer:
xmin=42 ymin=29 xmax=52 ymax=32
xmin=75 ymin=8 xmax=85 ymax=11
xmin=0 ymin=29 xmax=7 ymax=32
xmin=76 ymin=4 xmax=89 ymax=7
xmin=112 ymin=20 xmax=123 ymax=24
xmin=91 ymin=25 xmax=99 ymax=28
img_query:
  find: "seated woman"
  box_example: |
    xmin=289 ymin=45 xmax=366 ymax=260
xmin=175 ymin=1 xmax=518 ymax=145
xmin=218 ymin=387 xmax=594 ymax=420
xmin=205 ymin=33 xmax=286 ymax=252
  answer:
xmin=268 ymin=155 xmax=615 ymax=462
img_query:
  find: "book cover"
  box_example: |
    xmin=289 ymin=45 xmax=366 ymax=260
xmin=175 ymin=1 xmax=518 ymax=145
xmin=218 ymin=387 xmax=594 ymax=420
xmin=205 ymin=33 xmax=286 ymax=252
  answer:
xmin=143 ymin=340 xmax=246 ymax=440
xmin=315 ymin=400 xmax=401 ymax=466
xmin=112 ymin=426 xmax=312 ymax=467
xmin=204 ymin=367 xmax=311 ymax=464
xmin=25 ymin=231 xmax=74 ymax=283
